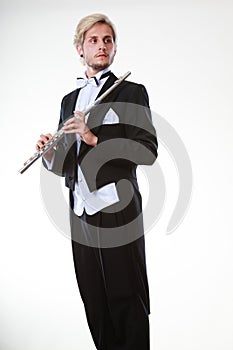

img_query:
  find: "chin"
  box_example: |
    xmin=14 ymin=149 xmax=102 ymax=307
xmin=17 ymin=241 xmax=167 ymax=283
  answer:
xmin=92 ymin=62 xmax=110 ymax=70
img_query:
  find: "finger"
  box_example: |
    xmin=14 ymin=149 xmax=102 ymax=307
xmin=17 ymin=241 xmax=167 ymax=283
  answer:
xmin=63 ymin=123 xmax=75 ymax=131
xmin=64 ymin=117 xmax=76 ymax=126
xmin=36 ymin=139 xmax=46 ymax=150
xmin=45 ymin=133 xmax=53 ymax=140
xmin=63 ymin=125 xmax=80 ymax=134
xmin=36 ymin=133 xmax=53 ymax=150
xmin=63 ymin=120 xmax=84 ymax=132
xmin=74 ymin=111 xmax=85 ymax=120
xmin=63 ymin=129 xmax=78 ymax=134
xmin=40 ymin=134 xmax=52 ymax=143
xmin=73 ymin=110 xmax=84 ymax=117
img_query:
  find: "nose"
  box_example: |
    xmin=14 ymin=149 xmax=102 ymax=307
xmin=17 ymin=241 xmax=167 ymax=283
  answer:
xmin=99 ymin=42 xmax=107 ymax=51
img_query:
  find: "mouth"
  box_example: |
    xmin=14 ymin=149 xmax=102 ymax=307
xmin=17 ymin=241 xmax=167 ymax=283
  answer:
xmin=96 ymin=53 xmax=108 ymax=58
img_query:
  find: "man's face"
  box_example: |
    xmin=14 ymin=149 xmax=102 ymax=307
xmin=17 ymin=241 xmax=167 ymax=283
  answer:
xmin=77 ymin=23 xmax=117 ymax=72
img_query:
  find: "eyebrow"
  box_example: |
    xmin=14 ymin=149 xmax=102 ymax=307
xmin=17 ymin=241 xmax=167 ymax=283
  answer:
xmin=88 ymin=35 xmax=113 ymax=40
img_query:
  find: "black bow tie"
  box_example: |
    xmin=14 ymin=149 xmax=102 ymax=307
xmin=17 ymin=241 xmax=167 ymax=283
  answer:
xmin=76 ymin=71 xmax=111 ymax=89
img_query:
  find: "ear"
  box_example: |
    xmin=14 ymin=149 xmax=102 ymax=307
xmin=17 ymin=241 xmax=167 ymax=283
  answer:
xmin=113 ymin=44 xmax=117 ymax=57
xmin=76 ymin=45 xmax=84 ymax=58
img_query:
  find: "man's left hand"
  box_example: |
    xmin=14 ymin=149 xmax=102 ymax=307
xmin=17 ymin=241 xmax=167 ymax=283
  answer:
xmin=63 ymin=110 xmax=98 ymax=146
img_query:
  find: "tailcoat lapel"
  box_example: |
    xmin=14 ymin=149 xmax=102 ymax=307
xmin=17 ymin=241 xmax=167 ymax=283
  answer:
xmin=63 ymin=89 xmax=80 ymax=122
xmin=61 ymin=88 xmax=80 ymax=155
xmin=87 ymin=73 xmax=118 ymax=130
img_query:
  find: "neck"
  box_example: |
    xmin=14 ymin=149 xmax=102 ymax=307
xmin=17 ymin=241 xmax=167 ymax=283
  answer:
xmin=85 ymin=69 xmax=100 ymax=78
xmin=85 ymin=65 xmax=110 ymax=78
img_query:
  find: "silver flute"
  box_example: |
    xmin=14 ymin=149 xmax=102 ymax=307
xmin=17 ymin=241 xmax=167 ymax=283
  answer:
xmin=19 ymin=71 xmax=131 ymax=174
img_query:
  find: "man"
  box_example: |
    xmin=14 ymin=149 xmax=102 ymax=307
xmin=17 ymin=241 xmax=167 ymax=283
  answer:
xmin=37 ymin=13 xmax=158 ymax=350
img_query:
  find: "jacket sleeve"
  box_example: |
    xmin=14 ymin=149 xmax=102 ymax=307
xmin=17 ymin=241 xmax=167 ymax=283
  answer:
xmin=79 ymin=83 xmax=158 ymax=191
xmin=42 ymin=95 xmax=77 ymax=178
xmin=97 ymin=84 xmax=157 ymax=163
xmin=85 ymin=83 xmax=157 ymax=165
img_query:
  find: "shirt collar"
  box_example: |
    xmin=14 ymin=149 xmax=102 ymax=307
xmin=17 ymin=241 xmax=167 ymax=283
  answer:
xmin=76 ymin=68 xmax=111 ymax=89
xmin=93 ymin=68 xmax=111 ymax=84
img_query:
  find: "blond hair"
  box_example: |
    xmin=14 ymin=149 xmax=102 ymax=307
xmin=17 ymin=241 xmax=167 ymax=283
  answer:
xmin=73 ymin=13 xmax=117 ymax=47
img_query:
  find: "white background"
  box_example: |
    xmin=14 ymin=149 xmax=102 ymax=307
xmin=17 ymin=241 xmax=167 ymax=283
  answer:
xmin=1 ymin=0 xmax=233 ymax=349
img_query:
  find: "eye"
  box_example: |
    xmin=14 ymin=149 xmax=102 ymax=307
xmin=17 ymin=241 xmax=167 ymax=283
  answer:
xmin=89 ymin=38 xmax=97 ymax=44
xmin=104 ymin=38 xmax=113 ymax=44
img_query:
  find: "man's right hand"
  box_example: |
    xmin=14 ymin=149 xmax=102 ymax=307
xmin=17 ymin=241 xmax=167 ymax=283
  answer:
xmin=36 ymin=133 xmax=54 ymax=162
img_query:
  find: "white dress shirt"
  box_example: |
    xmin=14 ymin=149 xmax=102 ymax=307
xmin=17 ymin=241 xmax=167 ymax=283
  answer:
xmin=46 ymin=68 xmax=120 ymax=216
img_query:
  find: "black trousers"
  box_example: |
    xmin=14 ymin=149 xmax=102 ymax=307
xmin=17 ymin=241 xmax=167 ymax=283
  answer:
xmin=70 ymin=206 xmax=150 ymax=350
